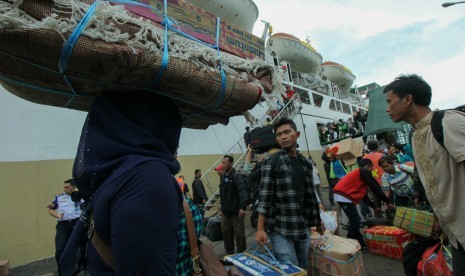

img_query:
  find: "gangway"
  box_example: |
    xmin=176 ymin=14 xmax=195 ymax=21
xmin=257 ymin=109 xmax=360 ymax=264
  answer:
xmin=201 ymin=90 xmax=302 ymax=215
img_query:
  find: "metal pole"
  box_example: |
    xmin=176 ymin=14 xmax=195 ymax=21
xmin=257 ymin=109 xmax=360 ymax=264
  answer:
xmin=300 ymin=113 xmax=312 ymax=159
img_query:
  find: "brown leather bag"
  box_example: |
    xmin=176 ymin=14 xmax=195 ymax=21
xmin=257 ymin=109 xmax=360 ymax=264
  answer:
xmin=183 ymin=200 xmax=231 ymax=276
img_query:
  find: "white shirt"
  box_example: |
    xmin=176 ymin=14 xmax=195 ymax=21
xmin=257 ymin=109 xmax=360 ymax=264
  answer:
xmin=51 ymin=193 xmax=82 ymax=221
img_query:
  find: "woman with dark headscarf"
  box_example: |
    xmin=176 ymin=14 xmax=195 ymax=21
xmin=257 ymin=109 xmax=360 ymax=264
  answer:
xmin=60 ymin=92 xmax=191 ymax=275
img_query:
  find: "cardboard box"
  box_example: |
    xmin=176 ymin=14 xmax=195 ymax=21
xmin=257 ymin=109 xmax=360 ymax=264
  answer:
xmin=225 ymin=251 xmax=306 ymax=275
xmin=393 ymin=206 xmax=433 ymax=237
xmin=337 ymin=138 xmax=363 ymax=165
xmin=364 ymin=226 xmax=414 ymax=260
xmin=0 ymin=260 xmax=9 ymax=276
xmin=124 ymin=0 xmax=265 ymax=60
xmin=309 ymin=234 xmax=364 ymax=276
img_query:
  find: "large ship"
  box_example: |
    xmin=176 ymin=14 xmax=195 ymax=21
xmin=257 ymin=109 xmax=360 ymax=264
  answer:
xmin=0 ymin=0 xmax=369 ymax=268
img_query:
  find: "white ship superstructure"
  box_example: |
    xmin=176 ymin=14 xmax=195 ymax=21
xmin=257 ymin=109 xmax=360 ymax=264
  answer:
xmin=0 ymin=0 xmax=370 ymax=269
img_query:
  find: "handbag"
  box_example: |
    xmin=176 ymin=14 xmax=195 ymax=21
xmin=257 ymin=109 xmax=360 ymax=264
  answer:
xmin=183 ymin=200 xmax=230 ymax=276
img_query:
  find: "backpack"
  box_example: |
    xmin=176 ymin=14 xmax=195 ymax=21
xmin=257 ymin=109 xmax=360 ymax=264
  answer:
xmin=247 ymin=153 xmax=281 ymax=194
xmin=408 ymin=104 xmax=465 ymax=148
xmin=431 ymin=104 xmax=465 ymax=148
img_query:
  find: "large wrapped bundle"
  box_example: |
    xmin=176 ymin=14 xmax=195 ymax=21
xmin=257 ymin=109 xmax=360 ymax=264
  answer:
xmin=309 ymin=233 xmax=364 ymax=276
xmin=0 ymin=0 xmax=281 ymax=129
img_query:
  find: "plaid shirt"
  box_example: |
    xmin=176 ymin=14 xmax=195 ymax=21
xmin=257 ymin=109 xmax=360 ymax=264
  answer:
xmin=257 ymin=149 xmax=321 ymax=241
xmin=176 ymin=196 xmax=203 ymax=275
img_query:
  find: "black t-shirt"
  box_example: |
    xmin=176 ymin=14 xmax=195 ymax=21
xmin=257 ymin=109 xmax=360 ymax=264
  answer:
xmin=289 ymin=156 xmax=307 ymax=209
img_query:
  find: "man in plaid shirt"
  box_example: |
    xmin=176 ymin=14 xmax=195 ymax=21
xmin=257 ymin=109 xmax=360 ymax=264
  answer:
xmin=255 ymin=117 xmax=323 ymax=269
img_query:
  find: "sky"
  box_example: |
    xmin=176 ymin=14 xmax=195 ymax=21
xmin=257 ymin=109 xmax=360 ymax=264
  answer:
xmin=250 ymin=0 xmax=465 ymax=110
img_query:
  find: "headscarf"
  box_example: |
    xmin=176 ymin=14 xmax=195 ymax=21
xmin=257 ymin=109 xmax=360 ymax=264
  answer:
xmin=72 ymin=92 xmax=182 ymax=198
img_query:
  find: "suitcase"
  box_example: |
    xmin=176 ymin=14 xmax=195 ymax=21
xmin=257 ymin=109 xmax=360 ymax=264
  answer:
xmin=205 ymin=215 xmax=223 ymax=242
xmin=250 ymin=125 xmax=279 ymax=153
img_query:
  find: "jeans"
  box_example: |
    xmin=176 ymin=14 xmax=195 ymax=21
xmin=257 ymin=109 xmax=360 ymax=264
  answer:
xmin=360 ymin=201 xmax=370 ymax=220
xmin=339 ymin=202 xmax=366 ymax=247
xmin=328 ymin=178 xmax=339 ymax=205
xmin=452 ymin=241 xmax=465 ymax=275
xmin=55 ymin=219 xmax=78 ymax=265
xmin=221 ymin=213 xmax=246 ymax=254
xmin=268 ymin=230 xmax=310 ymax=270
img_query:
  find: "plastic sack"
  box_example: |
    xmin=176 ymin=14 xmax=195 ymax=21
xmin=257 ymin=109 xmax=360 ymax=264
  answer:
xmin=402 ymin=236 xmax=436 ymax=276
xmin=417 ymin=242 xmax=453 ymax=276
xmin=320 ymin=210 xmax=338 ymax=233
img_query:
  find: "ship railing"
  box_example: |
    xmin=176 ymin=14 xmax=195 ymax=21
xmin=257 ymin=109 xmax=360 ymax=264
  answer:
xmin=272 ymin=91 xmax=303 ymax=121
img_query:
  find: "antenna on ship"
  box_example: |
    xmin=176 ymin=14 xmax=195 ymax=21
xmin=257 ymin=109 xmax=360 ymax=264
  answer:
xmin=442 ymin=1 xmax=465 ymax=7
xmin=261 ymin=20 xmax=272 ymax=41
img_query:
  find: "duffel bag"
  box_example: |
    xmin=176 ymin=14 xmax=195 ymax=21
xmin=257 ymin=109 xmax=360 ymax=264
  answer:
xmin=206 ymin=215 xmax=223 ymax=242
xmin=250 ymin=125 xmax=279 ymax=153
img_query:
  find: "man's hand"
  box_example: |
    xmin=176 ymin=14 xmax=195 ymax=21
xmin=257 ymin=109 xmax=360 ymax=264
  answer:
xmin=255 ymin=229 xmax=268 ymax=245
xmin=316 ymin=224 xmax=325 ymax=235
xmin=431 ymin=214 xmax=443 ymax=240
xmin=239 ymin=209 xmax=246 ymax=217
xmin=386 ymin=203 xmax=395 ymax=209
xmin=374 ymin=208 xmax=383 ymax=216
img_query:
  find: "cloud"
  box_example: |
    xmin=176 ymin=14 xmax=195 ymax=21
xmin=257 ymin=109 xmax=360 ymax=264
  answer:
xmin=308 ymin=16 xmax=465 ymax=85
xmin=252 ymin=0 xmax=465 ymax=109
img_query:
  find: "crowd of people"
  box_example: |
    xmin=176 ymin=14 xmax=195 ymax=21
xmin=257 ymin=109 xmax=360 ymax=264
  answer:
xmin=318 ymin=111 xmax=368 ymax=144
xmin=47 ymin=75 xmax=463 ymax=275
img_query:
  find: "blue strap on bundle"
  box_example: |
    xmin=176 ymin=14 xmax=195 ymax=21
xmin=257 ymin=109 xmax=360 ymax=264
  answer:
xmin=107 ymin=0 xmax=227 ymax=113
xmin=3 ymin=0 xmax=230 ymax=113
xmin=58 ymin=0 xmax=100 ymax=107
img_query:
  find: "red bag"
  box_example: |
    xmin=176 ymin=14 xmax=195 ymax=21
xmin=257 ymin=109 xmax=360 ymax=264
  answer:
xmin=417 ymin=242 xmax=453 ymax=276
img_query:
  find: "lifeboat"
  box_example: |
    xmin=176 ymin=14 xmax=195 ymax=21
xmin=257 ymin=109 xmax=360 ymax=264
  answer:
xmin=321 ymin=61 xmax=356 ymax=92
xmin=187 ymin=0 xmax=259 ymax=33
xmin=267 ymin=33 xmax=323 ymax=75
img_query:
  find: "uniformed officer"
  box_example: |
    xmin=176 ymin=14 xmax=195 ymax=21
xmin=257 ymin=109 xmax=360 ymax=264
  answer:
xmin=47 ymin=179 xmax=82 ymax=265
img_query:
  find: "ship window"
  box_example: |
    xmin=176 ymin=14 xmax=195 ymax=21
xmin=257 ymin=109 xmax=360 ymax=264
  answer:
xmin=329 ymin=100 xmax=337 ymax=111
xmin=296 ymin=89 xmax=310 ymax=104
xmin=341 ymin=102 xmax=351 ymax=114
xmin=313 ymin=94 xmax=323 ymax=108
xmin=335 ymin=101 xmax=343 ymax=112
